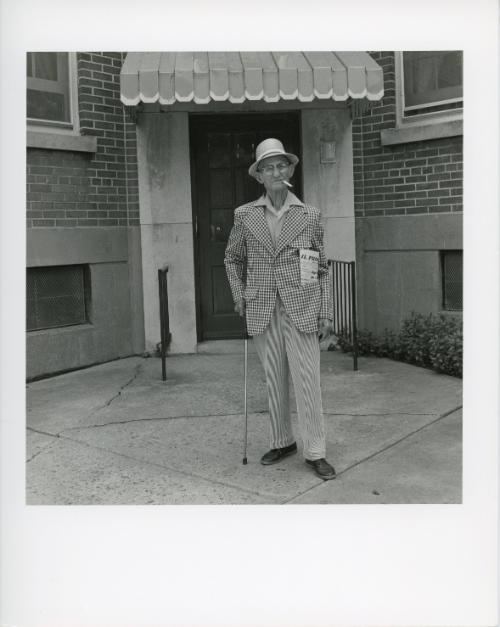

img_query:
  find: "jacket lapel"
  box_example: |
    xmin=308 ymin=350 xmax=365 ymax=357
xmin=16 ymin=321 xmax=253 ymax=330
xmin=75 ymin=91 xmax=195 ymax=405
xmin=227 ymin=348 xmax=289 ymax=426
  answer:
xmin=275 ymin=205 xmax=308 ymax=255
xmin=243 ymin=204 xmax=275 ymax=256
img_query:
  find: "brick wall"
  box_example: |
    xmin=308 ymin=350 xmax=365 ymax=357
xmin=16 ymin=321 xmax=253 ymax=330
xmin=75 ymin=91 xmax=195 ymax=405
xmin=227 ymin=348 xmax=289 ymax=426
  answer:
xmin=27 ymin=51 xmax=139 ymax=228
xmin=353 ymin=51 xmax=463 ymax=218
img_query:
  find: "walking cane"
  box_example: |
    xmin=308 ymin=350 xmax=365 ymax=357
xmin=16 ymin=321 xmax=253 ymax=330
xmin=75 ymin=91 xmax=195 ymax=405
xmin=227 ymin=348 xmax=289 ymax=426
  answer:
xmin=242 ymin=316 xmax=249 ymax=465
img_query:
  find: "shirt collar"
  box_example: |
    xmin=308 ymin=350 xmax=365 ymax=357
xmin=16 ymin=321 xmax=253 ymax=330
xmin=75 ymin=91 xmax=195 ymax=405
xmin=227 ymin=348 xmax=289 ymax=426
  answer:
xmin=256 ymin=191 xmax=305 ymax=216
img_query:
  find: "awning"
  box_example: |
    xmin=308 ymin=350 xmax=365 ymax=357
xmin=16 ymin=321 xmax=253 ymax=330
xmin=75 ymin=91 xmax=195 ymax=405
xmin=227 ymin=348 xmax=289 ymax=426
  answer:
xmin=120 ymin=51 xmax=384 ymax=106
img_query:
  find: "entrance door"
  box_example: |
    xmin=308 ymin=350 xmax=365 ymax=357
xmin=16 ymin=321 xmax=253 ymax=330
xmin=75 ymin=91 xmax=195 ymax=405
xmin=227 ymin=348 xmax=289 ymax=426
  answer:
xmin=190 ymin=113 xmax=301 ymax=340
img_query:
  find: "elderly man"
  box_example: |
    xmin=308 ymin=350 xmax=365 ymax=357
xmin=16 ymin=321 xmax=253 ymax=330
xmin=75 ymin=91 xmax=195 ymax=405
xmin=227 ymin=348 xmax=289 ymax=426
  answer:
xmin=224 ymin=138 xmax=336 ymax=480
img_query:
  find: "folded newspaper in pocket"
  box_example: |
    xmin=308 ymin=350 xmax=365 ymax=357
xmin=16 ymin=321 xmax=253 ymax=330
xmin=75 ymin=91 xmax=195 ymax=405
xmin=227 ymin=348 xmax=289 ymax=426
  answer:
xmin=299 ymin=248 xmax=319 ymax=285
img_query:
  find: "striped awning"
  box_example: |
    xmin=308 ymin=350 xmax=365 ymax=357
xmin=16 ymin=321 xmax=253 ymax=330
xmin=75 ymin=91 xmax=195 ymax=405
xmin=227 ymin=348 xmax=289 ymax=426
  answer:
xmin=120 ymin=51 xmax=384 ymax=106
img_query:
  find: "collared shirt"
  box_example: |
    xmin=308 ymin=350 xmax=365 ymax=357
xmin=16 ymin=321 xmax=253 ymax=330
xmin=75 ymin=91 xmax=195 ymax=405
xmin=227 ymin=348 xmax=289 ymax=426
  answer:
xmin=257 ymin=191 xmax=304 ymax=247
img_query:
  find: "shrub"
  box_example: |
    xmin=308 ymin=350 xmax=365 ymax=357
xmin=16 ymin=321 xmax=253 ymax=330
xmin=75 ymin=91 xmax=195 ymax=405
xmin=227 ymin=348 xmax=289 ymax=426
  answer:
xmin=337 ymin=327 xmax=401 ymax=359
xmin=428 ymin=317 xmax=462 ymax=377
xmin=336 ymin=312 xmax=462 ymax=378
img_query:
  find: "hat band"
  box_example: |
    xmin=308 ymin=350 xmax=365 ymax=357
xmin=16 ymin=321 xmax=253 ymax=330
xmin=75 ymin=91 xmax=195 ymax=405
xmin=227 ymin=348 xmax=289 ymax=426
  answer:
xmin=256 ymin=149 xmax=288 ymax=164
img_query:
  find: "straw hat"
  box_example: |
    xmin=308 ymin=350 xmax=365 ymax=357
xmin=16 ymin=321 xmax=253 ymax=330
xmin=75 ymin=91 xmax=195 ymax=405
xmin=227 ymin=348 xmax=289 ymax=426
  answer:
xmin=248 ymin=138 xmax=299 ymax=179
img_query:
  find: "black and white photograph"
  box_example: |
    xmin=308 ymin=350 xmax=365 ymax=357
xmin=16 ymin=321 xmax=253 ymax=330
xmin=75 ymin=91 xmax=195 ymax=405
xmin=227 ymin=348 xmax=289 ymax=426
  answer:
xmin=1 ymin=1 xmax=499 ymax=626
xmin=25 ymin=49 xmax=464 ymax=506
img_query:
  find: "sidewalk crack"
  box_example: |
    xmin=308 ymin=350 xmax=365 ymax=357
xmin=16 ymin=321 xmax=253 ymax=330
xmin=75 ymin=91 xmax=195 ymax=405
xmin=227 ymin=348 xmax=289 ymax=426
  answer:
xmin=27 ymin=441 xmax=57 ymax=463
xmin=88 ymin=363 xmax=143 ymax=417
xmin=59 ymin=410 xmax=437 ymax=434
xmin=60 ymin=410 xmax=269 ymax=433
xmin=323 ymin=412 xmax=436 ymax=417
xmin=26 ymin=428 xmax=60 ymax=463
xmin=27 ymin=426 xmax=60 ymax=438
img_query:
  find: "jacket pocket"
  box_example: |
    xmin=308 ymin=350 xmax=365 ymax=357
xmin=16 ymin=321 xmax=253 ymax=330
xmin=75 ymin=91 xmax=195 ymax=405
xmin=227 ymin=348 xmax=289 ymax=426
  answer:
xmin=244 ymin=286 xmax=259 ymax=300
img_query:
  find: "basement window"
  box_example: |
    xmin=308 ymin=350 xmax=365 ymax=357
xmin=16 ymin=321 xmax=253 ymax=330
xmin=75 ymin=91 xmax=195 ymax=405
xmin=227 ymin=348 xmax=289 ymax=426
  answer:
xmin=441 ymin=250 xmax=463 ymax=312
xmin=27 ymin=265 xmax=91 ymax=331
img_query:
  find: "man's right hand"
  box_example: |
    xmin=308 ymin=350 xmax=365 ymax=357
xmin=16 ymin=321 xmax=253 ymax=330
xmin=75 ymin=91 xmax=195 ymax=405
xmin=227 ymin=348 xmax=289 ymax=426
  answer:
xmin=234 ymin=299 xmax=245 ymax=317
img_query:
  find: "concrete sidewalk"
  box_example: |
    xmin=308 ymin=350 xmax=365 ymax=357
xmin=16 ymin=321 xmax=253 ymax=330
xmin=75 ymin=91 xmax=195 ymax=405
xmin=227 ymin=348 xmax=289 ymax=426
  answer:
xmin=26 ymin=343 xmax=462 ymax=505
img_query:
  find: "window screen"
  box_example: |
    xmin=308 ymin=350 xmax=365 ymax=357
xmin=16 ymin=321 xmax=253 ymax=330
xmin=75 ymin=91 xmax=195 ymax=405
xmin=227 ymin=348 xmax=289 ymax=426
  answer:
xmin=402 ymin=51 xmax=463 ymax=115
xmin=441 ymin=251 xmax=463 ymax=311
xmin=27 ymin=52 xmax=71 ymax=124
xmin=27 ymin=265 xmax=90 ymax=331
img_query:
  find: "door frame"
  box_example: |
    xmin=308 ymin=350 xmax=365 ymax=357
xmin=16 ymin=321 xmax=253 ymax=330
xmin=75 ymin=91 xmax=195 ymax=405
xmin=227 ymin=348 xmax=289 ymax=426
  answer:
xmin=188 ymin=111 xmax=303 ymax=342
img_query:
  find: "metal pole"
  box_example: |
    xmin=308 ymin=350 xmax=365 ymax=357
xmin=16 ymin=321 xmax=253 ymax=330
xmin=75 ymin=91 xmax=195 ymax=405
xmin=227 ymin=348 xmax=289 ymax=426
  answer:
xmin=158 ymin=267 xmax=169 ymax=382
xmin=344 ymin=263 xmax=348 ymax=338
xmin=347 ymin=264 xmax=352 ymax=344
xmin=350 ymin=261 xmax=359 ymax=371
xmin=334 ymin=262 xmax=342 ymax=335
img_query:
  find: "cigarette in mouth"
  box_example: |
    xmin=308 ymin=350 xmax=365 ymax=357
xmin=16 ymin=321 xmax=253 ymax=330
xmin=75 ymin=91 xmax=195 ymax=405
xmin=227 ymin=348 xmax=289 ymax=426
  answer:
xmin=283 ymin=180 xmax=293 ymax=188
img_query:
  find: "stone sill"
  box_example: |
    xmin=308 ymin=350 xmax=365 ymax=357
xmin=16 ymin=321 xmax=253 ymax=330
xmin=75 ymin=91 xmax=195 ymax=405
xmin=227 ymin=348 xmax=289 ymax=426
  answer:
xmin=380 ymin=119 xmax=463 ymax=146
xmin=27 ymin=323 xmax=94 ymax=336
xmin=27 ymin=130 xmax=98 ymax=153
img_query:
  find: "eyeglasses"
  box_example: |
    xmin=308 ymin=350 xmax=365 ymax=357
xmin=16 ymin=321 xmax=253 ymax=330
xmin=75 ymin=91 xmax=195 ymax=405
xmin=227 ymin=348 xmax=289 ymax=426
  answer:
xmin=258 ymin=162 xmax=290 ymax=175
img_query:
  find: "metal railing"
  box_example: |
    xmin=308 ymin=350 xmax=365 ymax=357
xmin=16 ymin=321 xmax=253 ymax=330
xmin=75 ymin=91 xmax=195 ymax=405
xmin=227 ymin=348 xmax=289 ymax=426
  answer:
xmin=158 ymin=266 xmax=172 ymax=381
xmin=328 ymin=259 xmax=358 ymax=371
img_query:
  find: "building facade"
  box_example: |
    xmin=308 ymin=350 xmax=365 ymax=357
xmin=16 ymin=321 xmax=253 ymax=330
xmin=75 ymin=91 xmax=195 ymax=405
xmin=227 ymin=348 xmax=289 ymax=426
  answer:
xmin=26 ymin=51 xmax=462 ymax=379
xmin=27 ymin=52 xmax=143 ymax=378
xmin=352 ymin=51 xmax=462 ymax=333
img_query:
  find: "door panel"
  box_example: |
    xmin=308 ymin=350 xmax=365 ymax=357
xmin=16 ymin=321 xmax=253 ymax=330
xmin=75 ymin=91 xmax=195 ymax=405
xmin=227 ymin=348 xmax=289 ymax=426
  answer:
xmin=190 ymin=114 xmax=301 ymax=340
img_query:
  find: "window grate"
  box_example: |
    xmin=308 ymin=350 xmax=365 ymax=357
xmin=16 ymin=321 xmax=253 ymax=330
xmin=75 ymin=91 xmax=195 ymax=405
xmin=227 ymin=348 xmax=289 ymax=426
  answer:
xmin=442 ymin=251 xmax=463 ymax=311
xmin=27 ymin=265 xmax=90 ymax=331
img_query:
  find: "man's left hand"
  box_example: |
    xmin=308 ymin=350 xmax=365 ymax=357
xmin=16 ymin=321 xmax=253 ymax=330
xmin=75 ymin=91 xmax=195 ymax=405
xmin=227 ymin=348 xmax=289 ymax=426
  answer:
xmin=318 ymin=318 xmax=333 ymax=342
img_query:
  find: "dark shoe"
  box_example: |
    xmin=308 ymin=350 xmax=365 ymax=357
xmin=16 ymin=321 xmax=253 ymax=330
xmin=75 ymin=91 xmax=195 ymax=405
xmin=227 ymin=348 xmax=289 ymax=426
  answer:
xmin=305 ymin=458 xmax=336 ymax=480
xmin=260 ymin=442 xmax=297 ymax=465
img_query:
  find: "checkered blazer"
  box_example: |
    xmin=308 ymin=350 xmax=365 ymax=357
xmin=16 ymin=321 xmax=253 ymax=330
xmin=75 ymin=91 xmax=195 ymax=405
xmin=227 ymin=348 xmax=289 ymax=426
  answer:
xmin=224 ymin=196 xmax=333 ymax=336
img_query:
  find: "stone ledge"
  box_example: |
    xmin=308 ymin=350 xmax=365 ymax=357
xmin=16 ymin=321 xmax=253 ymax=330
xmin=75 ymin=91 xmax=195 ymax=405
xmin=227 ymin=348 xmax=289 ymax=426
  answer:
xmin=27 ymin=323 xmax=94 ymax=337
xmin=27 ymin=227 xmax=129 ymax=266
xmin=357 ymin=213 xmax=463 ymax=251
xmin=438 ymin=310 xmax=463 ymax=318
xmin=380 ymin=119 xmax=463 ymax=146
xmin=27 ymin=130 xmax=98 ymax=153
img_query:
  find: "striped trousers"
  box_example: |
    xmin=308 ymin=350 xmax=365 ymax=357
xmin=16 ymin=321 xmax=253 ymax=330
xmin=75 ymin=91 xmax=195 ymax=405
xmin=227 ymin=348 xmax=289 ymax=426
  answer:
xmin=253 ymin=296 xmax=326 ymax=461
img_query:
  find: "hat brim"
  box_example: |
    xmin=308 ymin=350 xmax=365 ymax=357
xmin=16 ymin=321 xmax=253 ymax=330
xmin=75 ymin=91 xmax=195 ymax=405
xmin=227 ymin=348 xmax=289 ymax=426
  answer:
xmin=248 ymin=151 xmax=299 ymax=179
